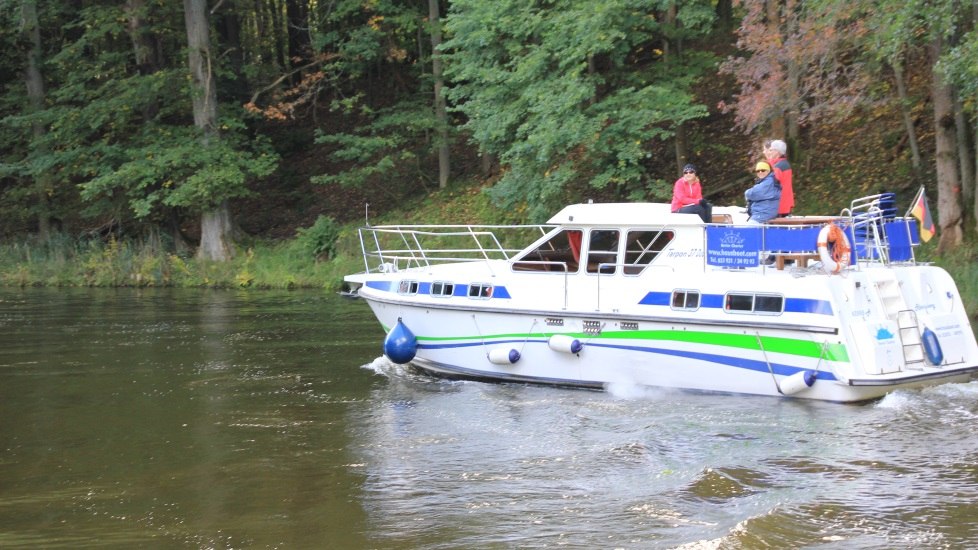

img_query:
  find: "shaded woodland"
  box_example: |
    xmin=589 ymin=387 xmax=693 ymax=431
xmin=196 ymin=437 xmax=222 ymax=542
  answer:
xmin=2 ymin=0 xmax=977 ymax=260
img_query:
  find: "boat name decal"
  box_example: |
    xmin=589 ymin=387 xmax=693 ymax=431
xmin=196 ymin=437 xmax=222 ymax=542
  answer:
xmin=665 ymin=248 xmax=704 ymax=259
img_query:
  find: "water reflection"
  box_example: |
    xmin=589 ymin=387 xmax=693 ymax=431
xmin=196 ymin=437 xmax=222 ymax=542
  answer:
xmin=351 ymin=360 xmax=978 ymax=548
xmin=2 ymin=288 xmax=978 ymax=548
xmin=0 ymin=288 xmax=377 ymax=548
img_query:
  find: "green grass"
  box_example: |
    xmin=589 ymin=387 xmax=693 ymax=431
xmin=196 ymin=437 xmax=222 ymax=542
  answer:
xmin=0 ymin=234 xmax=362 ymax=290
xmin=1 ymin=183 xmax=976 ymax=332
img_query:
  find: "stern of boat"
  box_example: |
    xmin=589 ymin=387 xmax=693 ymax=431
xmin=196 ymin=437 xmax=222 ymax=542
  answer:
xmin=831 ymin=266 xmax=978 ymax=389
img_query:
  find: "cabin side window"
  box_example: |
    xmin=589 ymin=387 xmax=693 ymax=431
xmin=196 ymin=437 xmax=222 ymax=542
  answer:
xmin=671 ymin=290 xmax=701 ymax=310
xmin=587 ymin=229 xmax=621 ymax=274
xmin=512 ymin=229 xmax=582 ymax=273
xmin=724 ymin=292 xmax=783 ymax=314
xmin=754 ymin=294 xmax=784 ymax=313
xmin=398 ymin=280 xmax=419 ymax=294
xmin=431 ymin=281 xmax=454 ymax=297
xmin=624 ymin=230 xmax=674 ymax=275
xmin=468 ymin=283 xmax=493 ymax=299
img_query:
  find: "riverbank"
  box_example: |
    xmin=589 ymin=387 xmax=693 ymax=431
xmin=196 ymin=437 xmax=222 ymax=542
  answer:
xmin=2 ymin=227 xmax=976 ymax=320
xmin=2 ymin=193 xmax=976 ymax=338
xmin=0 ymin=235 xmax=361 ymax=290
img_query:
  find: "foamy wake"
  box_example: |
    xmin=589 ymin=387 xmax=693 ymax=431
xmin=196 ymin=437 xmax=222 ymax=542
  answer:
xmin=605 ymin=380 xmax=679 ymax=400
xmin=875 ymin=390 xmax=917 ymax=410
xmin=362 ymin=355 xmax=402 ymax=377
xmin=876 ymin=380 xmax=978 ymax=410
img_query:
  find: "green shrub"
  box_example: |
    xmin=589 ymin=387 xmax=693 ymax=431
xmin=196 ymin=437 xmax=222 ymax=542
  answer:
xmin=295 ymin=215 xmax=340 ymax=261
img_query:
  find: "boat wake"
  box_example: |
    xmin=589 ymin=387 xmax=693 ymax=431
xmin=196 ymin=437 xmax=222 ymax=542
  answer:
xmin=362 ymin=355 xmax=410 ymax=378
xmin=360 ymin=356 xmax=465 ymax=387
xmin=875 ymin=380 xmax=978 ymax=411
xmin=605 ymin=380 xmax=682 ymax=400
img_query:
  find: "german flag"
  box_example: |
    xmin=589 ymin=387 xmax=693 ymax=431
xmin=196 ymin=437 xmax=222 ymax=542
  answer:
xmin=910 ymin=187 xmax=935 ymax=242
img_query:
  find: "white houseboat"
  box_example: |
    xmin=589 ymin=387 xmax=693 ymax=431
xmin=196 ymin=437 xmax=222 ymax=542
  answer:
xmin=343 ymin=194 xmax=978 ymax=402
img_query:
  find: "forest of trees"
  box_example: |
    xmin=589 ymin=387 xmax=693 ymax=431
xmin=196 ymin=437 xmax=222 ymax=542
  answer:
xmin=2 ymin=0 xmax=977 ymax=262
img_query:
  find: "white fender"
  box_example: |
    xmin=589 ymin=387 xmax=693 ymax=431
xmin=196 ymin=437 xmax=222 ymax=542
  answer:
xmin=548 ymin=334 xmax=583 ymax=354
xmin=780 ymin=370 xmax=817 ymax=395
xmin=817 ymin=224 xmax=851 ymax=275
xmin=488 ymin=347 xmax=521 ymax=365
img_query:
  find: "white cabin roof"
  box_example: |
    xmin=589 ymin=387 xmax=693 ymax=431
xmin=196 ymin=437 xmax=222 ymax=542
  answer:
xmin=546 ymin=202 xmax=710 ymax=226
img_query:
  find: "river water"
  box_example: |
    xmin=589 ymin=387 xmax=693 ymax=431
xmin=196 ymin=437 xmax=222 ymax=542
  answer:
xmin=2 ymin=288 xmax=978 ymax=549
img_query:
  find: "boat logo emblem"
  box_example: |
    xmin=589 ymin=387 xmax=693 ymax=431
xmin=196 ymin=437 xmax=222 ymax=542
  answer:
xmin=875 ymin=327 xmax=895 ymax=340
xmin=720 ymin=230 xmax=745 ymax=246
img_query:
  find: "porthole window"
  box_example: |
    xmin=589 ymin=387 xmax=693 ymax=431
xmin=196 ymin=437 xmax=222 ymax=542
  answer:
xmin=724 ymin=292 xmax=783 ymax=314
xmin=754 ymin=294 xmax=784 ymax=313
xmin=468 ymin=283 xmax=493 ymax=299
xmin=431 ymin=281 xmax=455 ymax=297
xmin=671 ymin=290 xmax=701 ymax=310
xmin=398 ymin=280 xmax=419 ymax=294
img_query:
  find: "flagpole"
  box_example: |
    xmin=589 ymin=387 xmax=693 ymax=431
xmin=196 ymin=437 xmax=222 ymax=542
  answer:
xmin=904 ymin=185 xmax=924 ymax=218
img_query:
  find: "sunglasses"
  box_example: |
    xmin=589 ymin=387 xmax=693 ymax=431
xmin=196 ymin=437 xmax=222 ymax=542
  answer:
xmin=683 ymin=171 xmax=695 ymax=174
xmin=756 ymin=169 xmax=769 ymax=174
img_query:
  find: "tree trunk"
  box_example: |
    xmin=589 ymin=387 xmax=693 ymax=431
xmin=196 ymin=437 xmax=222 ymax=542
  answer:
xmin=892 ymin=60 xmax=922 ymax=178
xmin=715 ymin=0 xmax=734 ymax=31
xmin=198 ymin=201 xmax=234 ymax=261
xmin=124 ymin=0 xmax=161 ymax=120
xmin=214 ymin=3 xmax=247 ymax=101
xmin=286 ymin=0 xmax=310 ymax=82
xmin=20 ymin=0 xmax=52 ymax=241
xmin=662 ymin=4 xmax=688 ymax=173
xmin=428 ymin=0 xmax=450 ymax=189
xmin=674 ymin=125 xmax=689 ymax=175
xmin=928 ymin=38 xmax=963 ymax=252
xmin=973 ymin=0 xmax=978 ymax=235
xmin=166 ymin=210 xmax=192 ymax=255
xmin=269 ymin=0 xmax=287 ymax=72
xmin=184 ymin=0 xmax=234 ymax=261
xmin=766 ymin=0 xmax=786 ymax=138
xmin=481 ymin=150 xmax=496 ymax=178
xmin=784 ymin=0 xmax=800 ymax=147
xmin=953 ymin=91 xmax=975 ymax=212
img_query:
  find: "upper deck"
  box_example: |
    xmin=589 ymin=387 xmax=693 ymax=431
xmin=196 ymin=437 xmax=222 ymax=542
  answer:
xmin=350 ymin=194 xmax=923 ymax=277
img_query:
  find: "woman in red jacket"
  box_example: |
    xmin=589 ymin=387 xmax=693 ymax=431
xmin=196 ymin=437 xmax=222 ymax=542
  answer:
xmin=670 ymin=163 xmax=712 ymax=223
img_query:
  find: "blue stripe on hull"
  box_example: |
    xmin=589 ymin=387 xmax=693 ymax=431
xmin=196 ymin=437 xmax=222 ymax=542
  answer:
xmin=638 ymin=291 xmax=833 ymax=315
xmin=416 ymin=340 xmax=837 ymax=382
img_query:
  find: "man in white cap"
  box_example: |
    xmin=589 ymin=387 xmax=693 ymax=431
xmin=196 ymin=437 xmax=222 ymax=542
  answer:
xmin=763 ymin=139 xmax=793 ymax=217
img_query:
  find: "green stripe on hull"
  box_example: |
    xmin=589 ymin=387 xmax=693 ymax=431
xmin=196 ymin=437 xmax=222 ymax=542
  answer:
xmin=395 ymin=325 xmax=849 ymax=363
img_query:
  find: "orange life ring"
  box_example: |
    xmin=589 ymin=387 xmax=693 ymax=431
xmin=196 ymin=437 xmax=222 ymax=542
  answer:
xmin=817 ymin=223 xmax=851 ymax=274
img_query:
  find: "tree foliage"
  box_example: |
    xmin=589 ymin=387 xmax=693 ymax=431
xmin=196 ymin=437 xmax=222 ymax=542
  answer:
xmin=0 ymin=0 xmax=976 ymax=255
xmin=442 ymin=0 xmax=716 ymax=220
xmin=1 ymin=0 xmax=277 ymax=247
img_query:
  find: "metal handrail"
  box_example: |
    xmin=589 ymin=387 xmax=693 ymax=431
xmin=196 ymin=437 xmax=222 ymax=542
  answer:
xmin=358 ymin=223 xmax=554 ymax=273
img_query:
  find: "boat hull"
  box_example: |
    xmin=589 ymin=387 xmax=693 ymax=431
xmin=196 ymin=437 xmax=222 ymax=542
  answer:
xmin=345 ymin=200 xmax=978 ymax=403
xmin=362 ymin=296 xmax=977 ymax=403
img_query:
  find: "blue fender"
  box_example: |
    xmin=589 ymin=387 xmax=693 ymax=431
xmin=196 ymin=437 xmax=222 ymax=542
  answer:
xmin=921 ymin=327 xmax=944 ymax=366
xmin=383 ymin=318 xmax=417 ymax=364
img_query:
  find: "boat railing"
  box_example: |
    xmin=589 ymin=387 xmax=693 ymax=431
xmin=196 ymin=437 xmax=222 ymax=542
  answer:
xmin=839 ymin=192 xmax=919 ymax=266
xmin=706 ymin=193 xmax=921 ymax=270
xmin=358 ymin=224 xmax=554 ymax=274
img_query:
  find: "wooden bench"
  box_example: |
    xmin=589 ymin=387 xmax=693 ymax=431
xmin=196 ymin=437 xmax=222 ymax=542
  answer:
xmin=775 ymin=253 xmax=820 ymax=270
